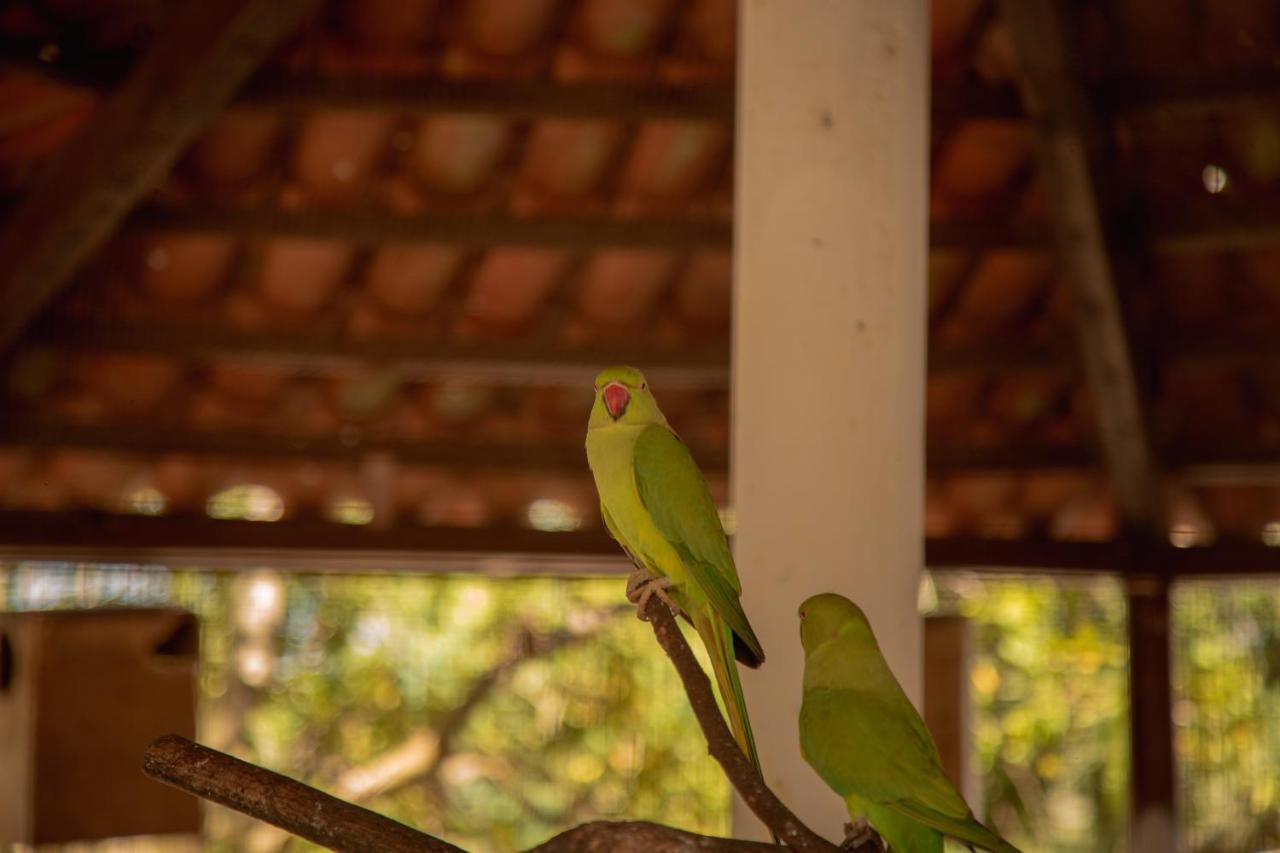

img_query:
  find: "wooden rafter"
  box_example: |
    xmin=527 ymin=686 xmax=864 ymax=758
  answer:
xmin=0 ymin=0 xmax=318 ymax=356
xmin=2 ymin=414 xmax=1275 ymax=483
xmin=36 ymin=323 xmax=733 ymax=389
xmin=124 ymin=203 xmax=1280 ymax=255
xmin=128 ymin=205 xmax=734 ymax=251
xmin=240 ymin=76 xmax=736 ymax=121
xmin=0 ymin=510 xmax=1275 ymax=578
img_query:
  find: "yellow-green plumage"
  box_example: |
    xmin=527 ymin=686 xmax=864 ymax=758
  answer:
xmin=585 ymin=366 xmax=765 ymax=776
xmin=798 ymin=593 xmax=1021 ymax=853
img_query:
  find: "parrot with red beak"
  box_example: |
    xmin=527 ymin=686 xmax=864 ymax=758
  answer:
xmin=585 ymin=365 xmax=766 ymax=779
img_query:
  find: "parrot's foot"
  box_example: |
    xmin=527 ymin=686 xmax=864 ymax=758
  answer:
xmin=841 ymin=818 xmax=877 ymax=851
xmin=625 ymin=569 xmax=679 ymax=620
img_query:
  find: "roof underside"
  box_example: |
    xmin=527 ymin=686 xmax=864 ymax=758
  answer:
xmin=0 ymin=0 xmax=1278 ymax=558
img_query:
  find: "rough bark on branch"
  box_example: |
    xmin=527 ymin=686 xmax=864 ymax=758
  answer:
xmin=528 ymin=820 xmax=781 ymax=852
xmin=635 ymin=595 xmax=847 ymax=853
xmin=143 ymin=736 xmax=797 ymax=851
xmin=143 ymin=734 xmax=465 ymax=853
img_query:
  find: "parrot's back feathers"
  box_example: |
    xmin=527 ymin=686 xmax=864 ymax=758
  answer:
xmin=632 ymin=424 xmax=765 ymax=666
xmin=799 ymin=594 xmax=1022 ymax=853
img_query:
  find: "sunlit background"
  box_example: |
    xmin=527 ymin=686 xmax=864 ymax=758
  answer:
xmin=3 ymin=564 xmax=1279 ymax=852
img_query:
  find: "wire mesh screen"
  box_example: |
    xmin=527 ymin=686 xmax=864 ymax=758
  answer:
xmin=1173 ymin=579 xmax=1280 ymax=853
xmin=923 ymin=571 xmax=1130 ymax=853
xmin=0 ymin=562 xmax=729 ymax=852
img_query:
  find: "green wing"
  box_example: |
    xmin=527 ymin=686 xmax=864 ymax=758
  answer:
xmin=801 ymin=688 xmax=1021 ymax=853
xmin=800 ymin=688 xmax=968 ymax=819
xmin=632 ymin=424 xmax=764 ymax=665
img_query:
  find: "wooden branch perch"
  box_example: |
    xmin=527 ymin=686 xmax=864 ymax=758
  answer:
xmin=141 ymin=597 xmax=866 ymax=852
xmin=143 ymin=734 xmax=465 ymax=853
xmin=634 ymin=596 xmax=846 ymax=853
xmin=144 ymin=736 xmax=792 ymax=851
xmin=528 ymin=820 xmax=781 ymax=852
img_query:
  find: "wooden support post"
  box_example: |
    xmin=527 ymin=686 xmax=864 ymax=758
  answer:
xmin=1126 ymin=574 xmax=1176 ymax=850
xmin=0 ymin=0 xmax=316 ymax=354
xmin=732 ymin=0 xmax=928 ymax=841
xmin=924 ymin=616 xmax=979 ymax=810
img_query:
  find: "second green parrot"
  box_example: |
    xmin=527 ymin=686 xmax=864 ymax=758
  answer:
xmin=798 ymin=593 xmax=1021 ymax=853
xmin=585 ymin=366 xmax=766 ymax=776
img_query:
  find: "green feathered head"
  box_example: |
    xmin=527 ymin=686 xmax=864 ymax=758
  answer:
xmin=589 ymin=366 xmax=668 ymax=428
xmin=798 ymin=592 xmax=874 ymax=652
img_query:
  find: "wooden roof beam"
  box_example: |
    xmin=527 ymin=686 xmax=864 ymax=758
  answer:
xmin=0 ymin=511 xmax=1275 ymax=578
xmin=0 ymin=0 xmax=317 ymax=356
xmin=127 ymin=204 xmax=1280 ymax=254
xmin=39 ymin=321 xmax=1077 ymax=379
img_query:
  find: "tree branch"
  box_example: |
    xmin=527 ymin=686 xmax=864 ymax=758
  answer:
xmin=141 ymin=598 xmax=874 ymax=852
xmin=142 ymin=734 xmax=465 ymax=853
xmin=144 ymin=736 xmax=795 ymax=851
xmin=528 ymin=820 xmax=781 ymax=852
xmin=635 ymin=595 xmax=847 ymax=852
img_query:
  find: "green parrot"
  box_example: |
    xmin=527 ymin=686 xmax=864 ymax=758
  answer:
xmin=585 ymin=366 xmax=766 ymax=776
xmin=798 ymin=593 xmax=1021 ymax=853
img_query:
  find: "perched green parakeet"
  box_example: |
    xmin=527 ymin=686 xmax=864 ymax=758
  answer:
xmin=585 ymin=366 xmax=766 ymax=775
xmin=798 ymin=593 xmax=1021 ymax=853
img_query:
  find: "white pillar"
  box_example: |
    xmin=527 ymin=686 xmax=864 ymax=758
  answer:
xmin=731 ymin=0 xmax=928 ymax=841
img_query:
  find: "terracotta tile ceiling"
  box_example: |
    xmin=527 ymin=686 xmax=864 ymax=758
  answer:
xmin=0 ymin=0 xmax=1278 ymax=548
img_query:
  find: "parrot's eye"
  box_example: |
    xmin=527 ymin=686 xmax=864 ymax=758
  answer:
xmin=799 ymin=608 xmax=807 ymax=621
xmin=641 ymin=383 xmax=647 ymax=390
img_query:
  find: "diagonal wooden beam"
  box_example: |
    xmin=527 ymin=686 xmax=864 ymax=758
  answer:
xmin=999 ymin=3 xmax=1174 ymax=848
xmin=0 ymin=0 xmax=317 ymax=355
xmin=1000 ymin=0 xmax=1165 ymax=533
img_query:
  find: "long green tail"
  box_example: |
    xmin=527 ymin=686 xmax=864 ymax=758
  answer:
xmin=694 ymin=612 xmax=763 ymax=776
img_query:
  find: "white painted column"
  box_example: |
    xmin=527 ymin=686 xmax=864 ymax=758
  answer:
xmin=731 ymin=0 xmax=929 ymax=840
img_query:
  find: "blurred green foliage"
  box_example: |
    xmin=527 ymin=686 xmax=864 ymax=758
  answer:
xmin=5 ymin=562 xmax=1280 ymax=852
xmin=2 ymin=563 xmax=728 ymax=852
xmin=924 ymin=572 xmax=1130 ymax=853
xmin=1173 ymin=580 xmax=1280 ymax=853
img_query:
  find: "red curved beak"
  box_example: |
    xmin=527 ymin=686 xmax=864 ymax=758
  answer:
xmin=603 ymin=382 xmax=630 ymax=420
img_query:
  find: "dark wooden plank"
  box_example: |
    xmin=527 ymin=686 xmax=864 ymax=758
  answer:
xmin=0 ymin=417 xmax=1109 ymax=476
xmin=925 ymin=537 xmax=1127 ymax=572
xmin=42 ymin=320 xmax=1074 ymax=379
xmin=128 ymin=205 xmax=734 ymax=251
xmin=1 ymin=510 xmax=1275 ymax=577
xmin=37 ymin=322 xmax=732 ymax=389
xmin=240 ymin=75 xmax=736 ymax=121
xmin=5 ymin=414 xmax=1276 ymax=480
xmin=0 ymin=511 xmax=625 ymax=574
xmin=929 ymin=218 xmax=1054 ymax=251
xmin=0 ymin=0 xmax=317 ymax=355
xmin=1107 ymin=69 xmax=1280 ymax=118
xmin=124 ymin=204 xmax=1280 ymax=254
xmin=0 ymin=420 xmax=606 ymax=472
xmin=1149 ymin=206 xmax=1280 ymax=253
